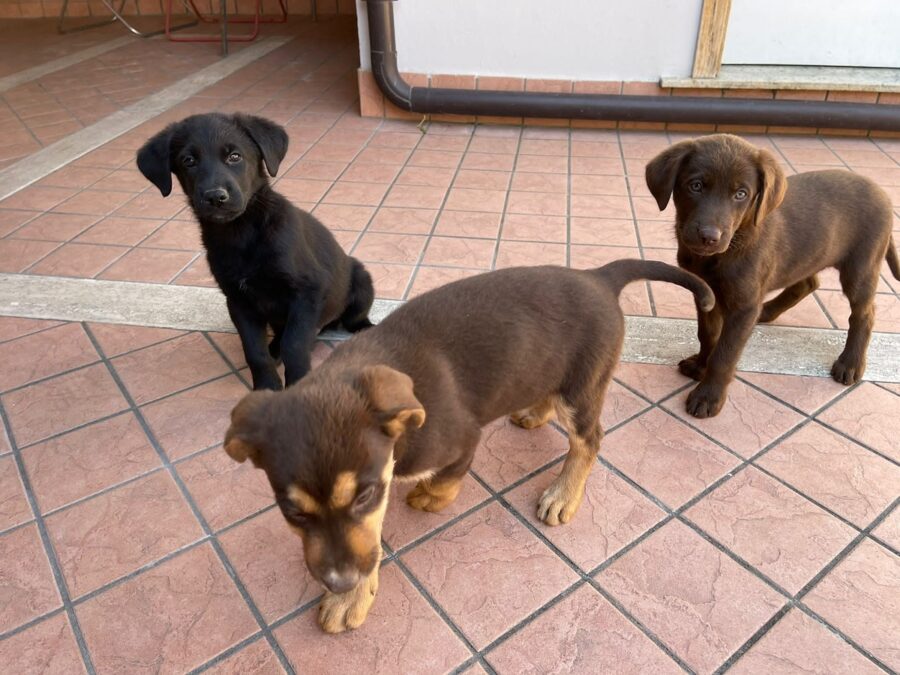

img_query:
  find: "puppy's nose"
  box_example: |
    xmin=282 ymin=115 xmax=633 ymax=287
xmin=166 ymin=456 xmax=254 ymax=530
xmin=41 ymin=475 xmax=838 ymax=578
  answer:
xmin=202 ymin=188 xmax=229 ymax=206
xmin=322 ymin=568 xmax=360 ymax=594
xmin=698 ymin=227 xmax=721 ymax=246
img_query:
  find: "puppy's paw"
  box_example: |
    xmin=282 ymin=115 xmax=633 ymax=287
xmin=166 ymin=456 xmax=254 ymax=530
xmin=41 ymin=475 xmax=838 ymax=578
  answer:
xmin=686 ymin=383 xmax=726 ymax=418
xmin=831 ymin=358 xmax=864 ymax=386
xmin=757 ymin=306 xmax=778 ymax=324
xmin=318 ymin=572 xmax=378 ymax=634
xmin=252 ymin=374 xmax=283 ymax=392
xmin=537 ymin=479 xmax=584 ymax=526
xmin=678 ymin=355 xmax=706 ymax=381
xmin=406 ymin=480 xmax=460 ymax=512
xmin=510 ymin=410 xmax=549 ymax=430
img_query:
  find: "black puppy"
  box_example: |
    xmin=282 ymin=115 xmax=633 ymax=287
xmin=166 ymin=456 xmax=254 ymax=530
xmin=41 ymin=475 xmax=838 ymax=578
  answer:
xmin=137 ymin=113 xmax=374 ymax=390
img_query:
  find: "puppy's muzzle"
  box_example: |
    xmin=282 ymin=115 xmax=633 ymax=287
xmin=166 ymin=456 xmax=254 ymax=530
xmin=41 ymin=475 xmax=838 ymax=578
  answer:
xmin=322 ymin=568 xmax=361 ymax=594
xmin=202 ymin=187 xmax=230 ymax=207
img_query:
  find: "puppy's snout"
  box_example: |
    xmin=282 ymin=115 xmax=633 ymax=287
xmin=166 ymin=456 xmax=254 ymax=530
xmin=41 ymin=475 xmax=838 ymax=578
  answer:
xmin=202 ymin=187 xmax=230 ymax=207
xmin=698 ymin=226 xmax=722 ymax=246
xmin=322 ymin=568 xmax=360 ymax=594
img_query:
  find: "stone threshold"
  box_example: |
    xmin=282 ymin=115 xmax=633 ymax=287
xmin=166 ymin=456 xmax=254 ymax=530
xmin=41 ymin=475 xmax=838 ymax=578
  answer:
xmin=662 ymin=65 xmax=900 ymax=93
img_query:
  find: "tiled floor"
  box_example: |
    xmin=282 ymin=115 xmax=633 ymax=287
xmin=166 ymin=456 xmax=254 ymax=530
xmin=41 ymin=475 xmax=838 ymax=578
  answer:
xmin=0 ymin=15 xmax=898 ymax=675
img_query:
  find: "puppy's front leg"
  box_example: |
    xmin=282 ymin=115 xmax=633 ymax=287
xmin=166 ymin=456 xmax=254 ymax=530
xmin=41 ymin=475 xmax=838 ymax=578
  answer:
xmin=281 ymin=294 xmax=324 ymax=387
xmin=679 ymin=300 xmax=723 ymax=381
xmin=226 ymin=298 xmax=281 ymax=391
xmin=686 ymin=305 xmax=759 ymax=418
xmin=318 ymin=563 xmax=379 ymax=633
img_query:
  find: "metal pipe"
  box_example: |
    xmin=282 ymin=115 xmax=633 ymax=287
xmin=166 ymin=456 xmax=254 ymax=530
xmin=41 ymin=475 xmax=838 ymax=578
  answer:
xmin=365 ymin=0 xmax=900 ymax=131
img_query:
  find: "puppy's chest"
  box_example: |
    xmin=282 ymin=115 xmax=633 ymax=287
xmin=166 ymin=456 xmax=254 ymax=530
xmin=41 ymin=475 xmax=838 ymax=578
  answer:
xmin=207 ymin=244 xmax=292 ymax=312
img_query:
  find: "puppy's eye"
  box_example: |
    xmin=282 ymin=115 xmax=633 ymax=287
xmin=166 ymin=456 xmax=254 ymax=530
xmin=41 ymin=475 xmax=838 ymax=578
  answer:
xmin=226 ymin=152 xmax=242 ymax=164
xmin=353 ymin=485 xmax=377 ymax=510
xmin=688 ymin=180 xmax=703 ymax=193
xmin=734 ymin=188 xmax=749 ymax=200
xmin=182 ymin=156 xmax=196 ymax=168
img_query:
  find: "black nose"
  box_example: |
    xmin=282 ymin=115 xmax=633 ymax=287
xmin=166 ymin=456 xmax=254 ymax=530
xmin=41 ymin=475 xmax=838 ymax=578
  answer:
xmin=202 ymin=188 xmax=229 ymax=206
xmin=698 ymin=227 xmax=721 ymax=246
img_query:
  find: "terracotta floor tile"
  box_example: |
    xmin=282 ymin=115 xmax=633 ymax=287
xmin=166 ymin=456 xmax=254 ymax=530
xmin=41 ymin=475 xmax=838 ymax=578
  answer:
xmin=804 ymin=539 xmax=900 ymax=669
xmin=9 ymin=213 xmax=98 ymax=242
xmin=383 ymin=184 xmax=447 ymax=210
xmin=569 ymin=173 xmax=629 ymax=195
xmin=738 ymin=371 xmax=845 ymax=414
xmin=112 ymin=333 xmax=230 ymax=405
xmin=506 ymin=463 xmax=665 ymax=571
xmin=364 ymin=263 xmax=415 ymax=300
xmin=46 ymin=471 xmax=202 ymax=597
xmin=38 ymin=165 xmax=110 ymax=190
xmin=455 ymin=169 xmax=512 ymax=191
xmin=665 ymin=379 xmax=804 ymax=458
xmin=410 ymin=149 xmax=464 ymax=169
xmin=403 ymin=502 xmax=578 ymax=648
xmin=614 ymin=362 xmax=690 ymax=402
xmin=0 ymin=524 xmax=60 ymax=632
xmin=111 ymin=191 xmax=186 ymax=220
xmin=602 ymin=380 xmax=651 ymax=429
xmin=205 ymin=332 xmax=246 ymax=369
xmin=635 ymin=219 xmax=677 ymax=248
xmin=74 ymin=216 xmax=164 ymax=247
xmin=730 ymin=608 xmax=882 ymax=675
xmin=382 ymin=475 xmax=490 ymax=551
xmin=22 ymin=412 xmax=159 ymax=514
xmin=569 ymin=217 xmax=638 ymax=247
xmin=26 ymin=242 xmax=127 ymax=278
xmin=2 ymin=363 xmax=128 ymax=447
xmin=395 ymin=165 xmax=457 ymax=189
xmin=756 ymin=422 xmax=900 ymax=527
xmin=487 ymin=585 xmax=681 ymax=674
xmin=494 ymin=240 xmax=566 ymax=268
xmin=1 ymin=185 xmax=76 ymax=211
xmin=422 ymin=236 xmax=495 ymax=268
xmin=77 ymin=543 xmax=257 ymax=673
xmin=461 ymin=152 xmax=515 ymax=172
xmin=0 ymin=317 xmax=61 ymax=344
xmin=501 ymin=213 xmax=567 ymax=242
xmin=352 ymin=232 xmax=427 ymax=265
xmin=52 ymin=189 xmax=135 ymax=216
xmin=505 ymin=190 xmax=567 ymax=216
xmin=818 ymin=289 xmax=900 ymax=333
xmin=368 ymin=207 xmax=437 ymax=234
xmin=407 ymin=266 xmax=484 ymax=298
xmin=204 ymin=639 xmax=283 ymax=675
xmin=445 ymin=187 xmax=508 ymax=213
xmin=568 ymin=243 xmax=637 ymax=269
xmin=0 ymin=210 xmax=39 ymax=237
xmin=141 ymin=375 xmax=248 ymax=460
xmin=322 ymin=181 xmax=389 ymax=207
xmin=275 ymin=563 xmax=469 ymax=673
xmin=0 ymin=455 xmax=31 ymax=531
xmin=90 ymin=169 xmax=152 ymax=193
xmin=285 ymin=160 xmax=346 ymax=181
xmin=98 ymin=247 xmax=196 ymax=283
xmin=0 ymin=612 xmax=85 ymax=674
xmin=0 ymin=239 xmax=60 ymax=273
xmin=312 ymin=204 xmax=376 ymax=231
xmin=471 ymin=417 xmax=569 ymax=490
xmin=818 ymin=383 xmax=900 ymax=462
xmin=686 ymin=467 xmax=856 ymax=593
xmin=433 ymin=210 xmax=501 ymax=238
xmin=139 ymin=219 xmax=202 ymax=251
xmin=596 ymin=520 xmax=784 ymax=673
xmin=177 ymin=446 xmax=273 ymax=531
xmin=273 ymin=177 xmax=331 ymax=204
xmin=766 ymin=293 xmax=834 ymax=328
xmin=509 ymin=171 xmax=567 ymax=193
xmin=0 ymin=323 xmax=97 ymax=392
xmin=218 ymin=508 xmax=319 ymax=622
xmin=87 ymin=323 xmax=184 ymax=358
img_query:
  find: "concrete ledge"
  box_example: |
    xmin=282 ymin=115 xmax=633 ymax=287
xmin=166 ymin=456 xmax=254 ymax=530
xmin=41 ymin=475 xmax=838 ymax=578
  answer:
xmin=662 ymin=65 xmax=900 ymax=93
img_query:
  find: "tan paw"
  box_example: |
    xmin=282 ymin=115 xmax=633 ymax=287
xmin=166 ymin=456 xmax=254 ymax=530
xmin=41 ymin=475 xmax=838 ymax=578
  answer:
xmin=510 ymin=406 xmax=554 ymax=429
xmin=317 ymin=571 xmax=378 ymax=633
xmin=536 ymin=479 xmax=584 ymax=526
xmin=406 ymin=480 xmax=460 ymax=512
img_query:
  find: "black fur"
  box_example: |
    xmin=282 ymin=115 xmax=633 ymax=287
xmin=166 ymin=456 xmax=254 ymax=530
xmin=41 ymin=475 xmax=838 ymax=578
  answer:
xmin=136 ymin=113 xmax=374 ymax=391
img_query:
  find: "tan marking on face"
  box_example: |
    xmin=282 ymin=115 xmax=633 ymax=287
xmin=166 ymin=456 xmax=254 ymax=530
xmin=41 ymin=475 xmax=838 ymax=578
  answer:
xmin=288 ymin=484 xmax=321 ymax=515
xmin=330 ymin=471 xmax=358 ymax=510
xmin=345 ymin=454 xmax=393 ymax=566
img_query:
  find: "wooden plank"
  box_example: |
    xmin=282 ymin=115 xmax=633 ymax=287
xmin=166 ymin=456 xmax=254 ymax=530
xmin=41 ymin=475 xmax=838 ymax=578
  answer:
xmin=692 ymin=0 xmax=733 ymax=78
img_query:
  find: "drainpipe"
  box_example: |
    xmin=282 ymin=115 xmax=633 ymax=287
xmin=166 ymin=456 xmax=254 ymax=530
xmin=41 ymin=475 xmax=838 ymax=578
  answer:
xmin=365 ymin=0 xmax=900 ymax=131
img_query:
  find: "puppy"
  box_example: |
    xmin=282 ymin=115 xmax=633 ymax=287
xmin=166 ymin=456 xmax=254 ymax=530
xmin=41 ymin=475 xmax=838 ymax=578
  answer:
xmin=222 ymin=259 xmax=714 ymax=632
xmin=136 ymin=113 xmax=374 ymax=391
xmin=646 ymin=133 xmax=899 ymax=418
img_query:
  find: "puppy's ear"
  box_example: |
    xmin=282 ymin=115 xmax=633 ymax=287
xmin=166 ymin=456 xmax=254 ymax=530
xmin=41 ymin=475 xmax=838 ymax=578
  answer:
xmin=754 ymin=149 xmax=787 ymax=227
xmin=224 ymin=390 xmax=276 ymax=467
xmin=234 ymin=114 xmax=289 ymax=177
xmin=356 ymin=365 xmax=425 ymax=440
xmin=136 ymin=127 xmax=175 ymax=197
xmin=645 ymin=140 xmax=694 ymax=211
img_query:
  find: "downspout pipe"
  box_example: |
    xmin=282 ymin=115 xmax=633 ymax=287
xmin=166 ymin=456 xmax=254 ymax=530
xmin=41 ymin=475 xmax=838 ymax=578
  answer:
xmin=366 ymin=0 xmax=900 ymax=131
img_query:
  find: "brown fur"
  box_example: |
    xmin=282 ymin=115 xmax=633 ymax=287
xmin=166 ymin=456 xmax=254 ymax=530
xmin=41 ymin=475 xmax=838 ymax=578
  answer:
xmin=646 ymin=133 xmax=899 ymax=418
xmin=223 ymin=258 xmax=713 ymax=632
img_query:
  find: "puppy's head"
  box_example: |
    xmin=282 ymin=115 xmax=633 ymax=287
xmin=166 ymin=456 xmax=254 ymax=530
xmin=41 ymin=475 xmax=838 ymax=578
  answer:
xmin=223 ymin=365 xmax=425 ymax=594
xmin=136 ymin=113 xmax=288 ymax=224
xmin=645 ymin=134 xmax=786 ymax=256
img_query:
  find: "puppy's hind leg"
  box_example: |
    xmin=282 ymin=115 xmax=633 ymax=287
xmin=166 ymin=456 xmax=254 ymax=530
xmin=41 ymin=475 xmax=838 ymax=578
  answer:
xmin=340 ymin=259 xmax=375 ymax=333
xmin=407 ymin=441 xmax=477 ymax=512
xmin=832 ymin=268 xmax=877 ymax=385
xmin=510 ymin=397 xmax=556 ymax=429
xmin=758 ymin=275 xmax=819 ymax=323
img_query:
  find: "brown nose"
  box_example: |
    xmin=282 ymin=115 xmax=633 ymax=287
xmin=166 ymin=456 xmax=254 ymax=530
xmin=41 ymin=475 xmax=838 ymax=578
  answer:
xmin=322 ymin=568 xmax=360 ymax=594
xmin=698 ymin=226 xmax=721 ymax=246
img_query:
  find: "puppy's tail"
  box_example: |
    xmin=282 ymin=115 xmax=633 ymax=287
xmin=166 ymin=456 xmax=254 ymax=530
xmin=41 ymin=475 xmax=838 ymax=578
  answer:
xmin=887 ymin=237 xmax=900 ymax=281
xmin=594 ymin=259 xmax=715 ymax=312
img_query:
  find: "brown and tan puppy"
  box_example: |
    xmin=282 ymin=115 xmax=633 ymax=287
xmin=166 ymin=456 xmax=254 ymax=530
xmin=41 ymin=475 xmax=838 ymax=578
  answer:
xmin=646 ymin=133 xmax=899 ymax=418
xmin=222 ymin=259 xmax=713 ymax=633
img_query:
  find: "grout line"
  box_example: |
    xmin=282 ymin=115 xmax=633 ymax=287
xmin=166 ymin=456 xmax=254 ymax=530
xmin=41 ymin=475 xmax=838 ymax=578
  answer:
xmin=0 ymin=399 xmax=97 ymax=674
xmin=565 ymin=127 xmax=572 ymax=267
xmin=712 ymin=603 xmax=792 ymax=674
xmin=489 ymin=127 xmax=525 ymax=271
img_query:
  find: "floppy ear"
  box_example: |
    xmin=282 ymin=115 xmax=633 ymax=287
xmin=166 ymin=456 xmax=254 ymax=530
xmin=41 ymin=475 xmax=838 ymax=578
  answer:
xmin=234 ymin=114 xmax=289 ymax=177
xmin=136 ymin=126 xmax=175 ymax=197
xmin=645 ymin=140 xmax=694 ymax=211
xmin=754 ymin=148 xmax=787 ymax=227
xmin=224 ymin=390 xmax=276 ymax=467
xmin=356 ymin=365 xmax=426 ymax=440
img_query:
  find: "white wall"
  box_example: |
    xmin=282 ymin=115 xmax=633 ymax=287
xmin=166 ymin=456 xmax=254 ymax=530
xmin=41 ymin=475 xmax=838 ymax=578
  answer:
xmin=356 ymin=0 xmax=703 ymax=82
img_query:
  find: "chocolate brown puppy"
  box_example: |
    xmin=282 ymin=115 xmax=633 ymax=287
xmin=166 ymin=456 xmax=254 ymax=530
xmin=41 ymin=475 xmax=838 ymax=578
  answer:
xmin=222 ymin=259 xmax=713 ymax=633
xmin=646 ymin=133 xmax=899 ymax=418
